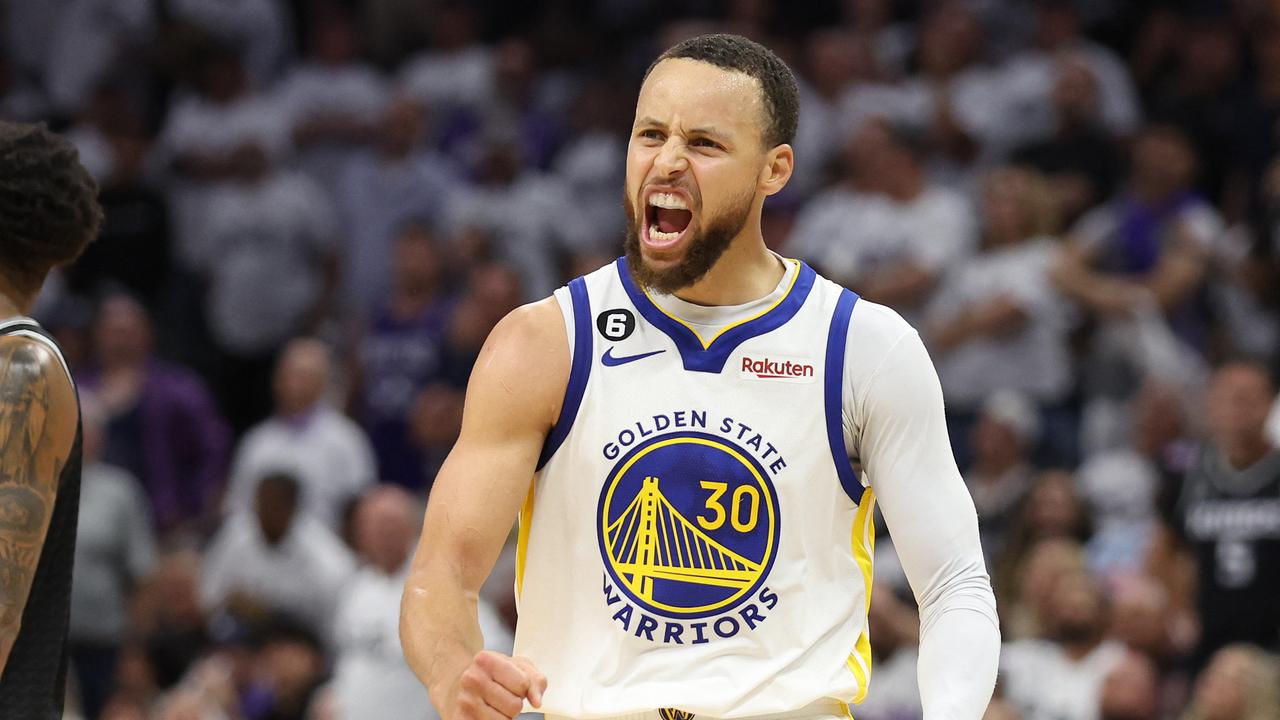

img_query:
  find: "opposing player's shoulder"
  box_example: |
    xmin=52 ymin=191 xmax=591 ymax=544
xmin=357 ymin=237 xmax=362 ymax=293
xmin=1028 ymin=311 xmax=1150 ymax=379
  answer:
xmin=0 ymin=334 xmax=78 ymax=452
xmin=0 ymin=335 xmax=73 ymax=394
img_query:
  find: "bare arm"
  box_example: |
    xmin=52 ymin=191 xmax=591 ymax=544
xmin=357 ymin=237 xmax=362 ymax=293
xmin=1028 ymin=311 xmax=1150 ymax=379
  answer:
xmin=1139 ymin=225 xmax=1206 ymax=311
xmin=0 ymin=337 xmax=78 ymax=674
xmin=400 ymin=297 xmax=568 ymax=719
xmin=1050 ymin=239 xmax=1140 ymax=316
xmin=1052 ymin=225 xmax=1207 ymax=317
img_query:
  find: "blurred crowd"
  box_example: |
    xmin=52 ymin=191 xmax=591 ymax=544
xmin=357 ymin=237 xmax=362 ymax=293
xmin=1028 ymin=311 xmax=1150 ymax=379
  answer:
xmin=4 ymin=0 xmax=1280 ymax=718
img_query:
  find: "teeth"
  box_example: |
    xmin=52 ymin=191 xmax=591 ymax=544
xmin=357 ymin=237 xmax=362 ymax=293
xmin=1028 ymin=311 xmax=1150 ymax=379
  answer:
xmin=648 ymin=192 xmax=688 ymax=210
xmin=649 ymin=228 xmax=682 ymax=243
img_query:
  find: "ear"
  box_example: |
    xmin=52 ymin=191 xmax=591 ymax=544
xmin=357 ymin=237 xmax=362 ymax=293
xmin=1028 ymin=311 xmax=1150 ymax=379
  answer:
xmin=759 ymin=144 xmax=794 ymax=197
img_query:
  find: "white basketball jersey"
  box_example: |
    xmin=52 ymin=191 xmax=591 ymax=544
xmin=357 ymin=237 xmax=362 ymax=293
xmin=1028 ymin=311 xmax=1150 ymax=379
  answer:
xmin=514 ymin=258 xmax=875 ymax=719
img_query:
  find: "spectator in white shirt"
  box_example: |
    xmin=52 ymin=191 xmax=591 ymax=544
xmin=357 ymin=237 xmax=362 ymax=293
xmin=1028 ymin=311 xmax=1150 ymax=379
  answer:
xmin=193 ymin=157 xmax=338 ymax=431
xmin=330 ymin=487 xmax=429 ymax=720
xmin=785 ymin=117 xmax=894 ymax=277
xmin=276 ymin=3 xmax=389 ymax=194
xmin=225 ymin=338 xmax=377 ymax=531
xmin=1001 ymin=570 xmax=1126 ymax=720
xmin=842 ymin=1 xmax=1004 ymax=183
xmin=396 ymin=2 xmax=494 ymax=124
xmin=551 ymin=80 xmax=629 ymax=258
xmin=793 ymin=117 xmax=975 ymax=324
xmin=196 ymin=162 xmax=337 ymax=363
xmin=998 ymin=0 xmax=1141 ymax=147
xmin=835 ymin=0 xmax=914 ymax=79
xmin=336 ymin=97 xmax=460 ymax=314
xmin=443 ymin=139 xmax=592 ymax=300
xmin=158 ymin=42 xmax=293 ymax=273
xmin=202 ymin=472 xmax=356 ymax=640
xmin=790 ymin=29 xmax=878 ymax=198
xmin=167 ymin=0 xmax=293 ymax=85
xmin=928 ymin=166 xmax=1072 ymax=413
xmin=44 ymin=0 xmax=155 ymax=115
xmin=791 ymin=117 xmax=977 ymax=320
xmin=331 ymin=486 xmax=512 ymax=720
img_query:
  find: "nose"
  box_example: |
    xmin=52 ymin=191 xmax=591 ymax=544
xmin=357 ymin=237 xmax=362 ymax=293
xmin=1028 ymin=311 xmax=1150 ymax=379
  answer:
xmin=653 ymin=136 xmax=689 ymax=178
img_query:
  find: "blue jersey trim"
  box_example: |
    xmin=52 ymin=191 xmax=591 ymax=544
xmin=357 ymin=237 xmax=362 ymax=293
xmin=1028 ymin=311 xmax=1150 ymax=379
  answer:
xmin=537 ymin=277 xmax=592 ymax=471
xmin=615 ymin=257 xmax=818 ymax=373
xmin=824 ymin=288 xmax=863 ymax=504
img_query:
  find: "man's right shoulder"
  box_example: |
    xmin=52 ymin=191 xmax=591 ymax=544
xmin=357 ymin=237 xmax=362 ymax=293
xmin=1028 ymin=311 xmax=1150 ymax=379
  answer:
xmin=469 ymin=298 xmax=572 ymax=429
xmin=489 ymin=297 xmax=567 ymax=352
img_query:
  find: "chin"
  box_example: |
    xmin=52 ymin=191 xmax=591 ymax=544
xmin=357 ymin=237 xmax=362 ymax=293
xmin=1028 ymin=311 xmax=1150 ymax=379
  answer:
xmin=637 ymin=241 xmax=687 ymax=269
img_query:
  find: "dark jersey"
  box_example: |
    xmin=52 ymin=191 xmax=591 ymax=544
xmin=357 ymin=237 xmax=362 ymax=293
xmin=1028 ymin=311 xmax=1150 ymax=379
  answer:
xmin=1176 ymin=444 xmax=1280 ymax=662
xmin=0 ymin=318 xmax=81 ymax=719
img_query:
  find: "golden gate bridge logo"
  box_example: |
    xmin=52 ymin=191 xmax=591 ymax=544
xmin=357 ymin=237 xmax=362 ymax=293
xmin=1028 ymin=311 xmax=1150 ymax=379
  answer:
xmin=598 ymin=433 xmax=778 ymax=618
xmin=607 ymin=476 xmax=762 ymax=598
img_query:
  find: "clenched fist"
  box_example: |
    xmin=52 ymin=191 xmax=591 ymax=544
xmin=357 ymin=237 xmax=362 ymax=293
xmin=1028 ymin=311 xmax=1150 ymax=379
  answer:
xmin=452 ymin=651 xmax=547 ymax=720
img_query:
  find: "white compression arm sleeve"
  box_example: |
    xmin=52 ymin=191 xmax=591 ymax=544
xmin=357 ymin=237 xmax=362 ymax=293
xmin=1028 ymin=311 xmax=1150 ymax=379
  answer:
xmin=845 ymin=303 xmax=1000 ymax=720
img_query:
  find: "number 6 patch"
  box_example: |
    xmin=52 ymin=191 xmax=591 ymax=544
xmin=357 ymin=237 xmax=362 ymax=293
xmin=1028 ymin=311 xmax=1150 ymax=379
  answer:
xmin=597 ymin=309 xmax=636 ymax=341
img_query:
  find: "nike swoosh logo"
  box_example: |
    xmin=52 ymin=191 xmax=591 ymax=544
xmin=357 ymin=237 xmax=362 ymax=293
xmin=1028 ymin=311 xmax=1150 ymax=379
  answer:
xmin=601 ymin=347 xmax=666 ymax=367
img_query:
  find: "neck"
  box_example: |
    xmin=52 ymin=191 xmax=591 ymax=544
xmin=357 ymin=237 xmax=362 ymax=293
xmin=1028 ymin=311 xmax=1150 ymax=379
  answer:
xmin=0 ymin=285 xmax=33 ymax=319
xmin=279 ymin=401 xmax=320 ymax=421
xmin=1063 ymin=637 xmax=1100 ymax=661
xmin=671 ymin=233 xmax=785 ymax=307
xmin=1132 ymin=184 xmax=1179 ymax=205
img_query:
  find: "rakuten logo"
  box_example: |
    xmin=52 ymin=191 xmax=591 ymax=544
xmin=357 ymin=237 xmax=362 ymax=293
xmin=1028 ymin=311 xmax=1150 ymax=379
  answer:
xmin=739 ymin=355 xmax=816 ymax=383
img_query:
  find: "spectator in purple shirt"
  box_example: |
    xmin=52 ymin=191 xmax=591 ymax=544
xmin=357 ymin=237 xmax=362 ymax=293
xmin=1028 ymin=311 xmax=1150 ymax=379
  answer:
xmin=350 ymin=222 xmax=454 ymax=490
xmin=80 ymin=292 xmax=232 ymax=537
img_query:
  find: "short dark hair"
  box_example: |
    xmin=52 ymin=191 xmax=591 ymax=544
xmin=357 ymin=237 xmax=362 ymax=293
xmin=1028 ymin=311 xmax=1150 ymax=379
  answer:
xmin=0 ymin=122 xmax=102 ymax=295
xmin=645 ymin=33 xmax=800 ymax=149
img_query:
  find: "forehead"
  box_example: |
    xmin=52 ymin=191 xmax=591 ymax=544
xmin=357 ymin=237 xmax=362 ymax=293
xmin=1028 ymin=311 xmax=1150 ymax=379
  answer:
xmin=636 ymin=58 xmax=766 ymax=140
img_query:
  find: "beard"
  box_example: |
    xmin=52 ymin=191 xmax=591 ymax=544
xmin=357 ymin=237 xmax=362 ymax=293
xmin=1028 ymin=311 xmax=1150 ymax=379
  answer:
xmin=623 ymin=185 xmax=754 ymax=294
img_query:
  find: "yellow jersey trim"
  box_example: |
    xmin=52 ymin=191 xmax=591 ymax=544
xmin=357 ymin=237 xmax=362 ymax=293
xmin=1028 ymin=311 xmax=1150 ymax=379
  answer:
xmin=641 ymin=258 xmax=803 ymax=350
xmin=847 ymin=489 xmax=877 ymax=704
xmin=516 ymin=482 xmax=536 ymax=597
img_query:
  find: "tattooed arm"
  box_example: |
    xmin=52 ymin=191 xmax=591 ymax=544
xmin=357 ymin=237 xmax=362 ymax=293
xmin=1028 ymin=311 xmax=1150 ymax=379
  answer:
xmin=0 ymin=336 xmax=77 ymax=674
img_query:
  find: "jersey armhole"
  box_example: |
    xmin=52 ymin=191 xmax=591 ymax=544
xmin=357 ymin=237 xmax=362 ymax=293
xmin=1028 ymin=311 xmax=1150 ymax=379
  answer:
xmin=824 ymin=289 xmax=864 ymax=504
xmin=536 ymin=278 xmax=592 ymax=471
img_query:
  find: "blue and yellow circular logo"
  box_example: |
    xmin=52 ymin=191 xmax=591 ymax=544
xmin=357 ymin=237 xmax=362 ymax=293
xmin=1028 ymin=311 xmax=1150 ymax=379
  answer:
xmin=597 ymin=431 xmax=779 ymax=619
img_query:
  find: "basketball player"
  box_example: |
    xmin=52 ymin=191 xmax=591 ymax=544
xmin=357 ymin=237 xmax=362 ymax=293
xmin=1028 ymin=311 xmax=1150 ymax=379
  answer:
xmin=1157 ymin=362 xmax=1280 ymax=667
xmin=0 ymin=121 xmax=100 ymax=716
xmin=401 ymin=35 xmax=999 ymax=720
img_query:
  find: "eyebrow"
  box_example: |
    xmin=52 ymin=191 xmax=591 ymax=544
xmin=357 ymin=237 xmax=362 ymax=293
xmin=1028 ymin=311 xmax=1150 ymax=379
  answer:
xmin=635 ymin=117 xmax=731 ymax=142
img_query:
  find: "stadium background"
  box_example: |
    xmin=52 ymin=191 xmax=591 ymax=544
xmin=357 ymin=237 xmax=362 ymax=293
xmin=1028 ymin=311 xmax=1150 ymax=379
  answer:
xmin=3 ymin=0 xmax=1280 ymax=718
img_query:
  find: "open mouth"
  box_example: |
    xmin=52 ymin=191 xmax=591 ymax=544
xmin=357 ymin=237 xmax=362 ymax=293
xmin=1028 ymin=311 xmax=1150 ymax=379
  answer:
xmin=643 ymin=190 xmax=694 ymax=250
